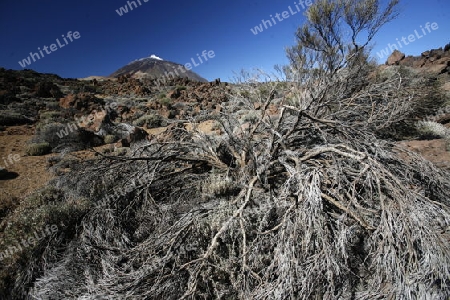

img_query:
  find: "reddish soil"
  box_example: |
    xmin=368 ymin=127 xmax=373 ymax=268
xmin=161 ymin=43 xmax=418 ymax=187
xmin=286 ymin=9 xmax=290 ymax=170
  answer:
xmin=397 ymin=139 xmax=450 ymax=170
xmin=0 ymin=126 xmax=54 ymax=206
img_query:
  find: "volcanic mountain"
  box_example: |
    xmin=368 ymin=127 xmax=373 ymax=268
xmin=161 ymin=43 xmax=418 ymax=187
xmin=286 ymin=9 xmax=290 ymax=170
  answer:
xmin=109 ymin=54 xmax=207 ymax=82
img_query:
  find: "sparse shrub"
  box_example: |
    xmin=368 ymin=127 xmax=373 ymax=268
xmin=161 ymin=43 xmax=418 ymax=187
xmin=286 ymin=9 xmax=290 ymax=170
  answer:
xmin=34 ymin=122 xmax=74 ymax=146
xmin=159 ymin=97 xmax=172 ymax=107
xmin=416 ymin=120 xmax=449 ymax=139
xmin=203 ymin=174 xmax=240 ymax=198
xmin=0 ymin=186 xmax=89 ymax=295
xmin=26 ymin=142 xmax=52 ymax=156
xmin=445 ymin=136 xmax=450 ymax=151
xmin=0 ymin=111 xmax=32 ymax=126
xmin=45 ymin=101 xmax=60 ymax=111
xmin=33 ymin=123 xmax=93 ymax=153
xmin=115 ymin=147 xmax=128 ymax=156
xmin=101 ymin=146 xmax=114 ymax=154
xmin=242 ymin=111 xmax=259 ymax=124
xmin=240 ymin=90 xmax=250 ymax=98
xmin=48 ymin=155 xmax=81 ymax=175
xmin=133 ymin=114 xmax=165 ymax=128
xmin=158 ymin=93 xmax=166 ymax=99
xmin=39 ymin=111 xmax=61 ymax=121
xmin=172 ymin=102 xmax=186 ymax=110
xmin=104 ymin=134 xmax=117 ymax=144
xmin=211 ymin=121 xmax=222 ymax=131
xmin=176 ymin=85 xmax=187 ymax=91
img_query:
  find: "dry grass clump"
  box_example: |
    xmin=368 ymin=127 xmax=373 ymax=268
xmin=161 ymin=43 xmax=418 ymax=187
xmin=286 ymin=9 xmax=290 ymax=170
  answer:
xmin=416 ymin=120 xmax=449 ymax=139
xmin=133 ymin=113 xmax=166 ymax=128
xmin=202 ymin=173 xmax=240 ymax=198
xmin=103 ymin=134 xmax=117 ymax=144
xmin=0 ymin=186 xmax=89 ymax=297
xmin=39 ymin=110 xmax=61 ymax=121
xmin=26 ymin=142 xmax=52 ymax=156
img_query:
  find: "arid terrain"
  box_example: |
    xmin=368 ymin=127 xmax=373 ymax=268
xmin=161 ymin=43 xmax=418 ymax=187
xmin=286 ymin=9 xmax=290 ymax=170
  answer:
xmin=1 ymin=44 xmax=450 ymax=298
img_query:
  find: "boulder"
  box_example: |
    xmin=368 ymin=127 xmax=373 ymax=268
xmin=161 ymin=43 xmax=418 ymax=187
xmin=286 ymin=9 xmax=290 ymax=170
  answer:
xmin=386 ymin=50 xmax=405 ymax=65
xmin=167 ymin=89 xmax=181 ymax=99
xmin=34 ymin=82 xmax=62 ymax=98
xmin=59 ymin=93 xmax=105 ymax=111
xmin=100 ymin=123 xmax=148 ymax=144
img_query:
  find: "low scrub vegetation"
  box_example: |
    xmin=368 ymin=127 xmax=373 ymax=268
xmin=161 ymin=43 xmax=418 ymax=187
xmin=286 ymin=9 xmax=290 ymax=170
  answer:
xmin=133 ymin=113 xmax=166 ymax=128
xmin=25 ymin=142 xmax=52 ymax=156
xmin=0 ymin=111 xmax=33 ymax=126
xmin=1 ymin=0 xmax=450 ymax=299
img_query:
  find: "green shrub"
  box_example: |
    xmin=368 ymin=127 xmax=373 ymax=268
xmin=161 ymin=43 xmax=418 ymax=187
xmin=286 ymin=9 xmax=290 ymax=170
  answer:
xmin=0 ymin=111 xmax=32 ymax=126
xmin=240 ymin=90 xmax=250 ymax=98
xmin=176 ymin=85 xmax=187 ymax=91
xmin=104 ymin=134 xmax=117 ymax=144
xmin=158 ymin=93 xmax=166 ymax=99
xmin=45 ymin=101 xmax=60 ymax=111
xmin=242 ymin=111 xmax=259 ymax=124
xmin=26 ymin=142 xmax=52 ymax=156
xmin=133 ymin=114 xmax=165 ymax=128
xmin=115 ymin=147 xmax=128 ymax=156
xmin=159 ymin=98 xmax=172 ymax=107
xmin=39 ymin=111 xmax=61 ymax=121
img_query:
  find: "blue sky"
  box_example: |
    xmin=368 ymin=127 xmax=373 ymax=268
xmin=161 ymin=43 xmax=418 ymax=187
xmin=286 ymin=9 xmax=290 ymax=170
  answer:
xmin=0 ymin=0 xmax=449 ymax=81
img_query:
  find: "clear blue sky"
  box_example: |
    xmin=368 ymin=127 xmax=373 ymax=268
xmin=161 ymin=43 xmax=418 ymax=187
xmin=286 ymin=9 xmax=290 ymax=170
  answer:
xmin=0 ymin=0 xmax=449 ymax=81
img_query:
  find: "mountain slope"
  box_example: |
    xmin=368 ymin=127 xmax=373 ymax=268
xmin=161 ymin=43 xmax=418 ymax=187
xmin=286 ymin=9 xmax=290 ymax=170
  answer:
xmin=109 ymin=55 xmax=207 ymax=82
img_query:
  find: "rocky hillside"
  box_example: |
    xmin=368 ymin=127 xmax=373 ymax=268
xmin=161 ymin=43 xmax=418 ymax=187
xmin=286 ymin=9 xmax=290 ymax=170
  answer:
xmin=386 ymin=43 xmax=450 ymax=75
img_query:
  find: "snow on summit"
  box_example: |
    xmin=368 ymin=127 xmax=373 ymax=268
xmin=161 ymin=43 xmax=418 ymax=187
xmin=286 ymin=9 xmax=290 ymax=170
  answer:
xmin=150 ymin=54 xmax=163 ymax=60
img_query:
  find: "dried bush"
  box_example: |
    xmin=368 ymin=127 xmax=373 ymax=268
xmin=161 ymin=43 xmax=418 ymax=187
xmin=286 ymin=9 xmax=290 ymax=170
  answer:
xmin=3 ymin=0 xmax=450 ymax=299
xmin=33 ymin=122 xmax=102 ymax=153
xmin=0 ymin=186 xmax=89 ymax=296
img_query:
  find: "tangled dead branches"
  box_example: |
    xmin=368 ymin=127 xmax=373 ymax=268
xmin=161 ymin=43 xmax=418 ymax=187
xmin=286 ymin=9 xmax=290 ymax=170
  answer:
xmin=6 ymin=0 xmax=450 ymax=298
xmin=19 ymin=73 xmax=450 ymax=299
